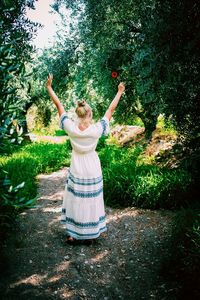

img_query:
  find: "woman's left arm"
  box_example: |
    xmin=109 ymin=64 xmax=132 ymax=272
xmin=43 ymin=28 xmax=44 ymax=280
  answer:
xmin=46 ymin=74 xmax=65 ymax=116
xmin=105 ymin=82 xmax=125 ymax=121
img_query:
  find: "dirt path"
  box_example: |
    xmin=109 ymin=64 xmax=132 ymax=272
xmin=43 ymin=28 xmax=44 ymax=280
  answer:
xmin=0 ymin=168 xmax=177 ymax=300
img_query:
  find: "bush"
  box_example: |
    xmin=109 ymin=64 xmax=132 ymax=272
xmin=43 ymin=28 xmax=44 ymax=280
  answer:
xmin=133 ymin=165 xmax=191 ymax=209
xmin=0 ymin=141 xmax=71 ymax=200
xmin=0 ymin=171 xmax=36 ymax=242
xmin=99 ymin=144 xmax=192 ymax=209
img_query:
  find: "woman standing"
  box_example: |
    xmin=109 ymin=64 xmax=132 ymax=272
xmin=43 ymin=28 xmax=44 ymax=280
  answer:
xmin=46 ymin=75 xmax=125 ymax=243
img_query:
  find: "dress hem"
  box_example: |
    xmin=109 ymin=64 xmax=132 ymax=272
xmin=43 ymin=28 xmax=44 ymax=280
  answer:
xmin=65 ymin=227 xmax=107 ymax=240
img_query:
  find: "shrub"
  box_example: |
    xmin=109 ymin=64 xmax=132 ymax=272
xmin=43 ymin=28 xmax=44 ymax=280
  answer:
xmin=99 ymin=144 xmax=192 ymax=209
xmin=0 ymin=171 xmax=36 ymax=242
xmin=133 ymin=165 xmax=191 ymax=209
xmin=0 ymin=141 xmax=71 ymax=200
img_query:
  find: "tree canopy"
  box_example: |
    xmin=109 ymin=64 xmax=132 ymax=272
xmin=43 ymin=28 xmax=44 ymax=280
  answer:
xmin=1 ymin=0 xmax=200 ymax=144
xmin=38 ymin=0 xmax=199 ymax=141
xmin=0 ymin=0 xmax=38 ymax=152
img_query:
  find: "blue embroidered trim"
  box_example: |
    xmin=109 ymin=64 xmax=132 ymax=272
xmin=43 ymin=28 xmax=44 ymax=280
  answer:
xmin=68 ymin=174 xmax=103 ymax=186
xmin=60 ymin=114 xmax=69 ymax=130
xmin=62 ymin=216 xmax=106 ymax=228
xmin=100 ymin=118 xmax=107 ymax=135
xmin=67 ymin=185 xmax=103 ymax=198
xmin=69 ymin=171 xmax=102 ymax=182
xmin=66 ymin=226 xmax=107 ymax=239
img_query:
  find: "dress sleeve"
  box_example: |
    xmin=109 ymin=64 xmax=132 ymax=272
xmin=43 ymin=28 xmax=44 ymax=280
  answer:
xmin=97 ymin=116 xmax=110 ymax=137
xmin=59 ymin=112 xmax=73 ymax=133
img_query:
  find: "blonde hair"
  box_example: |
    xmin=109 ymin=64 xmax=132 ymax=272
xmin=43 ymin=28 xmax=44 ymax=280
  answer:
xmin=75 ymin=100 xmax=92 ymax=119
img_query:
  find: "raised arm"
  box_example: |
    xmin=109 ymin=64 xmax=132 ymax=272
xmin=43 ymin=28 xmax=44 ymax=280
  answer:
xmin=46 ymin=74 xmax=65 ymax=117
xmin=105 ymin=82 xmax=125 ymax=121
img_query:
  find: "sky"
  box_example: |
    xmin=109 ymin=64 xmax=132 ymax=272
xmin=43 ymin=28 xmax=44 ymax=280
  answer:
xmin=26 ymin=0 xmax=61 ymax=49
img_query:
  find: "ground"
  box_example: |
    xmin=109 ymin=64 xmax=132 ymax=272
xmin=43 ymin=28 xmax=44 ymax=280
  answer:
xmin=0 ymin=167 xmax=178 ymax=300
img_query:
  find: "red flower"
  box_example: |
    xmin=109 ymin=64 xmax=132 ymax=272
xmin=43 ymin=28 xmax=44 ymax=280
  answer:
xmin=111 ymin=71 xmax=118 ymax=78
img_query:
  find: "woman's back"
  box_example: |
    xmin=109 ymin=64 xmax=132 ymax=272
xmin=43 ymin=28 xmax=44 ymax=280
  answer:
xmin=59 ymin=113 xmax=109 ymax=154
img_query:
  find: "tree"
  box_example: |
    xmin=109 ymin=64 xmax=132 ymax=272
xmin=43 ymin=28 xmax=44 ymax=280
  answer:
xmin=0 ymin=0 xmax=38 ymax=152
xmin=50 ymin=0 xmax=161 ymax=136
xmin=47 ymin=0 xmax=200 ymax=142
xmin=148 ymin=0 xmax=200 ymax=145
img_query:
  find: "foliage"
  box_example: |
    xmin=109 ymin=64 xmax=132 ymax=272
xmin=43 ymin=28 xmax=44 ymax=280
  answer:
xmin=0 ymin=0 xmax=38 ymax=153
xmin=99 ymin=144 xmax=192 ymax=209
xmin=0 ymin=170 xmax=36 ymax=242
xmin=151 ymin=0 xmax=200 ymax=142
xmin=46 ymin=0 xmax=200 ymax=142
xmin=0 ymin=140 xmax=71 ymax=241
xmin=162 ymin=208 xmax=200 ymax=299
xmin=0 ymin=171 xmax=35 ymax=209
xmin=0 ymin=170 xmax=36 ymax=234
xmin=0 ymin=141 xmax=71 ymax=200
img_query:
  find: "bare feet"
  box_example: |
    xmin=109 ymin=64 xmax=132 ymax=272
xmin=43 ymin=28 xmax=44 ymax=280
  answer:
xmin=66 ymin=236 xmax=75 ymax=244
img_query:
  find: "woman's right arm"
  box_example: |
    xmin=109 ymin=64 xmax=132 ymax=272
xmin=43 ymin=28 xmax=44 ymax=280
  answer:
xmin=46 ymin=74 xmax=65 ymax=117
xmin=105 ymin=82 xmax=125 ymax=121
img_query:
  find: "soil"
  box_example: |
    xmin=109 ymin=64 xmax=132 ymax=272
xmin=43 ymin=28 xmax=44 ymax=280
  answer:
xmin=0 ymin=167 xmax=178 ymax=300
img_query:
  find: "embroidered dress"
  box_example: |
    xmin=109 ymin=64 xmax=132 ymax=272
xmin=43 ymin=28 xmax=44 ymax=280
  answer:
xmin=59 ymin=112 xmax=109 ymax=240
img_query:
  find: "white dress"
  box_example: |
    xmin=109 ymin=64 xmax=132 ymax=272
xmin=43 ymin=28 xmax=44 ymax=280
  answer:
xmin=59 ymin=112 xmax=109 ymax=240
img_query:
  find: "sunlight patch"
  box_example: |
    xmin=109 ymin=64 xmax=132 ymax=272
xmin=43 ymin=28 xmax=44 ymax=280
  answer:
xmin=106 ymin=208 xmax=139 ymax=224
xmin=10 ymin=273 xmax=47 ymax=287
xmin=56 ymin=261 xmax=70 ymax=272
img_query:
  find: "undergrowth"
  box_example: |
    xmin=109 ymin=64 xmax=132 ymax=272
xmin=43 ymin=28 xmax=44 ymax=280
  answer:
xmin=0 ymin=140 xmax=71 ymax=239
xmin=99 ymin=144 xmax=192 ymax=209
xmin=0 ymin=141 xmax=71 ymax=200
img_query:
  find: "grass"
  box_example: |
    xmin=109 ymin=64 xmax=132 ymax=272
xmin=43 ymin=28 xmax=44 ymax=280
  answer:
xmin=99 ymin=143 xmax=192 ymax=209
xmin=0 ymin=141 xmax=71 ymax=200
xmin=33 ymin=128 xmax=66 ymax=136
xmin=0 ymin=123 xmax=192 ymax=210
xmin=0 ymin=140 xmax=71 ymax=240
xmin=156 ymin=114 xmax=177 ymax=135
xmin=1 ymin=126 xmax=198 ymax=296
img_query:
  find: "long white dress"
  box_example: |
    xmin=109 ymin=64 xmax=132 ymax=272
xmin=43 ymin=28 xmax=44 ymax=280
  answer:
xmin=59 ymin=112 xmax=109 ymax=240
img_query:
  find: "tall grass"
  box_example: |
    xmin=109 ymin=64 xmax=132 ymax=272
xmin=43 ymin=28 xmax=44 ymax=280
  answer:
xmin=0 ymin=141 xmax=71 ymax=200
xmin=0 ymin=139 xmax=194 ymax=210
xmin=99 ymin=144 xmax=192 ymax=209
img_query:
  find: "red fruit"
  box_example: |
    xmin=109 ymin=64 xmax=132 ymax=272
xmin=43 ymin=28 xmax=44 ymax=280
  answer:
xmin=111 ymin=71 xmax=118 ymax=78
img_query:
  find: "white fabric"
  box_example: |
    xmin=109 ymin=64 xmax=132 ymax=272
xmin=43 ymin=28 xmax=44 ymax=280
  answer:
xmin=59 ymin=112 xmax=109 ymax=239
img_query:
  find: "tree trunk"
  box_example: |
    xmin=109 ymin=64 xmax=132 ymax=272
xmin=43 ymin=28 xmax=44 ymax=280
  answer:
xmin=138 ymin=112 xmax=157 ymax=140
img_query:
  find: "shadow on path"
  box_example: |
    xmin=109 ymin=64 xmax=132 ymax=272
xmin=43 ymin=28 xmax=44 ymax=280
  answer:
xmin=0 ymin=168 xmax=177 ymax=300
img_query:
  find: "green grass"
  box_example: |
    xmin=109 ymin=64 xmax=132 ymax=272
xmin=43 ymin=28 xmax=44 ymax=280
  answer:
xmin=99 ymin=144 xmax=192 ymax=209
xmin=0 ymin=137 xmax=194 ymax=210
xmin=0 ymin=128 xmax=196 ymax=211
xmin=0 ymin=141 xmax=71 ymax=200
xmin=156 ymin=114 xmax=177 ymax=135
xmin=33 ymin=128 xmax=66 ymax=136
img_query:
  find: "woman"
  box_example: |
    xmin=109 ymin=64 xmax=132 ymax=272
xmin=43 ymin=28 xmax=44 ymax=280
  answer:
xmin=46 ymin=74 xmax=125 ymax=243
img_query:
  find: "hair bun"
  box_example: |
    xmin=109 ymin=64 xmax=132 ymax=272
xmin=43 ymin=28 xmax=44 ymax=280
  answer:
xmin=77 ymin=100 xmax=86 ymax=107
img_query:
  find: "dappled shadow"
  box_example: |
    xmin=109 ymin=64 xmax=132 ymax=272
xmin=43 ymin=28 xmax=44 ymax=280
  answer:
xmin=0 ymin=209 xmax=175 ymax=299
xmin=0 ymin=169 xmax=176 ymax=300
xmin=37 ymin=167 xmax=68 ymax=201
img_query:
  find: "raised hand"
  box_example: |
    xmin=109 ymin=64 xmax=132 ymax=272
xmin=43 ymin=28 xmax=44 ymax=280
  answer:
xmin=45 ymin=74 xmax=65 ymax=116
xmin=118 ymin=82 xmax=125 ymax=93
xmin=46 ymin=73 xmax=53 ymax=88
